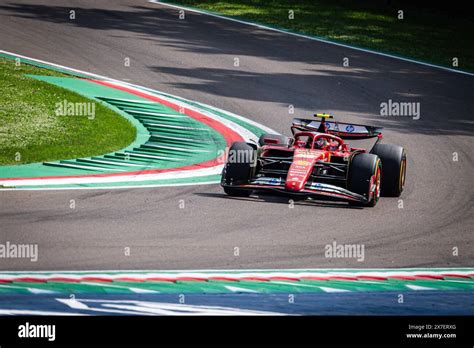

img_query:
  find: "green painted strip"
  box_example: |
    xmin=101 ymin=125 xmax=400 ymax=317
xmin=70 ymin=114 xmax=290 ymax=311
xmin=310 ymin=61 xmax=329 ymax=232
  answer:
xmin=151 ymin=92 xmax=268 ymax=138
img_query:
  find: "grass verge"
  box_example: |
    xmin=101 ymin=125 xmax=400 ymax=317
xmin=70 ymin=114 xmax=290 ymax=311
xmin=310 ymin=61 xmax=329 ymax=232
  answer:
xmin=165 ymin=0 xmax=474 ymax=72
xmin=0 ymin=58 xmax=136 ymax=165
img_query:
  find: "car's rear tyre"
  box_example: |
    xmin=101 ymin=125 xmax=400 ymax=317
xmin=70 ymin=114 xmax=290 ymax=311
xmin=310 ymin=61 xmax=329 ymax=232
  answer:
xmin=371 ymin=144 xmax=406 ymax=197
xmin=258 ymin=133 xmax=291 ymax=147
xmin=348 ymin=153 xmax=381 ymax=207
xmin=221 ymin=142 xmax=255 ymax=197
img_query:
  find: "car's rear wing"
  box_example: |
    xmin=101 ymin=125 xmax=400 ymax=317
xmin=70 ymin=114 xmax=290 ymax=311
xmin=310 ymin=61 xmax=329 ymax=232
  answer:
xmin=291 ymin=118 xmax=383 ymax=139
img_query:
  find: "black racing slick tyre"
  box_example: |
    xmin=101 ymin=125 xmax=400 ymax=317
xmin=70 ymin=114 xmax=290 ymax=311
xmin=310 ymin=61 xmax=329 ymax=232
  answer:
xmin=371 ymin=144 xmax=406 ymax=197
xmin=348 ymin=153 xmax=381 ymax=207
xmin=258 ymin=133 xmax=291 ymax=147
xmin=221 ymin=142 xmax=255 ymax=197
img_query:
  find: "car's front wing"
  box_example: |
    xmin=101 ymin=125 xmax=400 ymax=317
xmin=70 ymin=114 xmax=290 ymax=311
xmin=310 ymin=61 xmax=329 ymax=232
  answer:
xmin=222 ymin=177 xmax=367 ymax=203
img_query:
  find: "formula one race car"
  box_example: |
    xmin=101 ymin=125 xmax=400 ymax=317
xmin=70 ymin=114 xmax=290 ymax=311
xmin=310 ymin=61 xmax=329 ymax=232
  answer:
xmin=221 ymin=114 xmax=406 ymax=207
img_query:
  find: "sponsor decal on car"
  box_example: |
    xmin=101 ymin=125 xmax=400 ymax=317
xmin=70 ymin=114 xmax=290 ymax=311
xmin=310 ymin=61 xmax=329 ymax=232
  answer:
xmin=294 ymin=160 xmax=310 ymax=166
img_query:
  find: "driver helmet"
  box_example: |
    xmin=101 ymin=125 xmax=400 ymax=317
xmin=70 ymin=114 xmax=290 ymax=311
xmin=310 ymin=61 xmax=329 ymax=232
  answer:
xmin=328 ymin=140 xmax=339 ymax=151
xmin=315 ymin=137 xmax=328 ymax=149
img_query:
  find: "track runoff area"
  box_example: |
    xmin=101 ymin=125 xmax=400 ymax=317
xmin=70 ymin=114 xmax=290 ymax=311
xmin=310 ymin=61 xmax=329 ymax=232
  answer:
xmin=0 ymin=50 xmax=276 ymax=190
xmin=0 ymin=51 xmax=473 ymax=323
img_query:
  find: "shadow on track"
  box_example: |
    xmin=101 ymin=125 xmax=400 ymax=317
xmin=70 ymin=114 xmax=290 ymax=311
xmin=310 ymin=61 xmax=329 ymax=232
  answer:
xmin=194 ymin=191 xmax=362 ymax=209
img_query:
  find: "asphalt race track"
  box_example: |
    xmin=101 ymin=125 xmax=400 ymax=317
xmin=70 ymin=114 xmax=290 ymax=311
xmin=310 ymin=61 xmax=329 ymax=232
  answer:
xmin=0 ymin=0 xmax=473 ymax=270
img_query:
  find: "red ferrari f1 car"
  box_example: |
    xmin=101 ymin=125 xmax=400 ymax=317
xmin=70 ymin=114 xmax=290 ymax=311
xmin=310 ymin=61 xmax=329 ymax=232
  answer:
xmin=221 ymin=114 xmax=406 ymax=207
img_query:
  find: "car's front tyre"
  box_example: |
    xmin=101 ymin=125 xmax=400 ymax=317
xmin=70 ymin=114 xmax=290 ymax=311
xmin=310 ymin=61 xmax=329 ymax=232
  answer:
xmin=221 ymin=141 xmax=255 ymax=197
xmin=348 ymin=153 xmax=381 ymax=207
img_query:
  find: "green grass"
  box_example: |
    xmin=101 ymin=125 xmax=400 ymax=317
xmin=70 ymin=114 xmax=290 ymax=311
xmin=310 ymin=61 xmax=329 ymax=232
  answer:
xmin=0 ymin=58 xmax=136 ymax=165
xmin=166 ymin=0 xmax=474 ymax=72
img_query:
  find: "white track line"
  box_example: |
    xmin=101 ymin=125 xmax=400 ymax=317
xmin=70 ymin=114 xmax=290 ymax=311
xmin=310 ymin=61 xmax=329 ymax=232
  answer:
xmin=0 ymin=181 xmax=219 ymax=191
xmin=150 ymin=0 xmax=474 ymax=77
xmin=0 ymin=165 xmax=222 ymax=187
